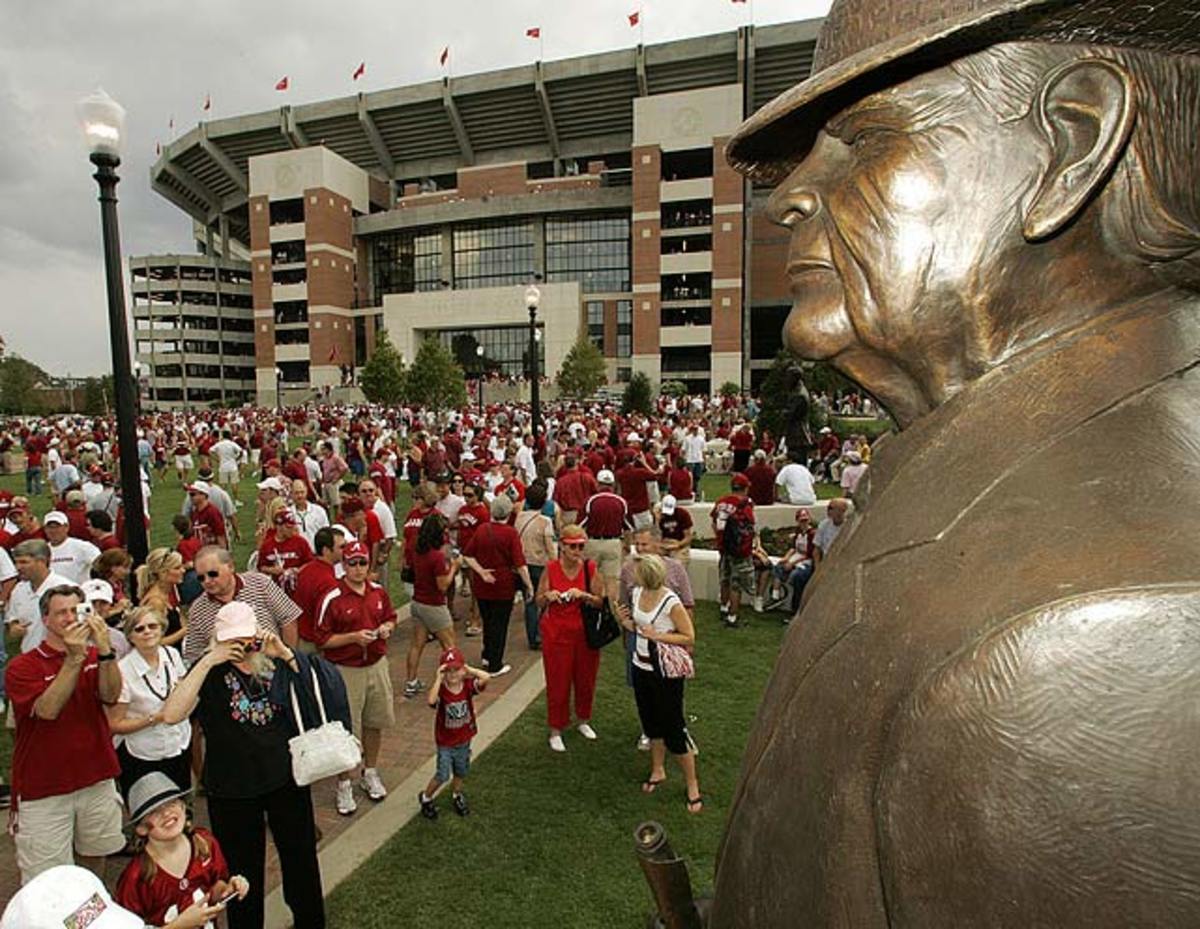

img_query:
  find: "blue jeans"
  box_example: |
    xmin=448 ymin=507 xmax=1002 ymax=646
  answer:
xmin=524 ymin=564 xmax=544 ymax=647
xmin=773 ymin=561 xmax=815 ymax=611
xmin=25 ymin=466 xmax=41 ymax=495
xmin=435 ymin=743 xmax=472 ymax=784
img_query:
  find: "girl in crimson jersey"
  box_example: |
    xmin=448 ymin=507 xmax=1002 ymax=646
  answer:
xmin=116 ymin=772 xmax=248 ymax=928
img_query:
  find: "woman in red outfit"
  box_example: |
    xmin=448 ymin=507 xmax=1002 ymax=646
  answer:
xmin=534 ymin=523 xmax=606 ymax=753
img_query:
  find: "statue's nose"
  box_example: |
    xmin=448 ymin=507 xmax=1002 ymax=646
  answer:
xmin=768 ymin=184 xmax=822 ymax=226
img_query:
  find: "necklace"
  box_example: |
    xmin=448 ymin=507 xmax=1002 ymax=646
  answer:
xmin=141 ymin=654 xmax=174 ymax=702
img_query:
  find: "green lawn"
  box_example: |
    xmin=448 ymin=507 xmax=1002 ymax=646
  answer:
xmin=326 ymin=601 xmax=785 ymax=928
xmin=697 ymin=472 xmax=843 ymax=502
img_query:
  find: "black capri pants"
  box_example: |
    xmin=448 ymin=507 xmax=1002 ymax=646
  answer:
xmin=633 ymin=665 xmax=692 ymax=755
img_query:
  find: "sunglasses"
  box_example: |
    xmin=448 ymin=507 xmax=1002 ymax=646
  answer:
xmin=563 ymin=541 xmax=586 ymax=550
xmin=131 ymin=623 xmax=161 ymax=634
xmin=345 ymin=558 xmax=369 ymax=567
xmin=201 ymin=569 xmax=223 ymax=580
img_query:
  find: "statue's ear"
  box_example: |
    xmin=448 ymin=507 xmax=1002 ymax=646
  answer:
xmin=1022 ymin=58 xmax=1135 ymax=241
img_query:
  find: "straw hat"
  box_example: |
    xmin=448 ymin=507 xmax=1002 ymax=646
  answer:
xmin=727 ymin=0 xmax=1200 ymax=184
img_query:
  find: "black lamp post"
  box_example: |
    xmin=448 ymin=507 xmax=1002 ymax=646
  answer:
xmin=525 ymin=284 xmax=541 ymax=442
xmin=78 ymin=88 xmax=148 ymax=566
xmin=475 ymin=344 xmax=485 ymax=416
xmin=275 ymin=365 xmax=284 ymax=412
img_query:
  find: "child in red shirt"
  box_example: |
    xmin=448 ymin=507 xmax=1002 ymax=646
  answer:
xmin=116 ymin=772 xmax=248 ymax=928
xmin=418 ymin=647 xmax=490 ymax=820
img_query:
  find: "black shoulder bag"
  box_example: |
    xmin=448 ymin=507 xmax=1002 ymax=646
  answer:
xmin=580 ymin=558 xmax=621 ymax=650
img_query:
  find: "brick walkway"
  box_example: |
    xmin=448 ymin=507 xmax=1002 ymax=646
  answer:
xmin=0 ymin=597 xmax=544 ymax=912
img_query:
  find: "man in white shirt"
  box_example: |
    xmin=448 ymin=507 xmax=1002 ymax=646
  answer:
xmin=6 ymin=539 xmax=74 ymax=653
xmin=358 ymin=478 xmax=397 ymax=583
xmin=683 ymin=424 xmax=707 ymax=487
xmin=776 ymin=456 xmax=818 ymax=506
xmin=514 ymin=435 xmax=537 ymax=485
xmin=289 ymin=479 xmax=330 ymax=548
xmin=209 ymin=430 xmax=245 ymax=504
xmin=42 ymin=512 xmax=100 ymax=585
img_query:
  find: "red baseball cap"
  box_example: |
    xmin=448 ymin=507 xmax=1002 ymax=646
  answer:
xmin=343 ymin=540 xmax=369 ymax=562
xmin=731 ymin=472 xmax=750 ymax=489
xmin=440 ymin=647 xmax=465 ymax=670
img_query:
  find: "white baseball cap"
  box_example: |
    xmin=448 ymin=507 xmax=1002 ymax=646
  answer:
xmin=660 ymin=494 xmax=677 ymax=515
xmin=80 ymin=579 xmax=114 ymax=604
xmin=596 ymin=469 xmax=615 ymax=485
xmin=626 ymin=432 xmax=642 ymax=443
xmin=257 ymin=476 xmax=284 ymax=492
xmin=42 ymin=511 xmax=69 ymax=526
xmin=0 ymin=865 xmax=142 ymax=929
xmin=187 ymin=480 xmax=212 ymax=496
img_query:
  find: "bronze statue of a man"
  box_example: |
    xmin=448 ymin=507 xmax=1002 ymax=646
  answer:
xmin=712 ymin=0 xmax=1200 ymax=925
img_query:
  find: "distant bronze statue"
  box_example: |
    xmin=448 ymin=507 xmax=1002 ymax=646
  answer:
xmin=712 ymin=0 xmax=1200 ymax=926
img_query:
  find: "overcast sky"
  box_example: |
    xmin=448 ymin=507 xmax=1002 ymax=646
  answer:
xmin=2 ymin=0 xmax=831 ymax=377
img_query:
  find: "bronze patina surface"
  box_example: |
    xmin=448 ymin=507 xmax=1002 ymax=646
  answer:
xmin=712 ymin=1 xmax=1200 ymax=925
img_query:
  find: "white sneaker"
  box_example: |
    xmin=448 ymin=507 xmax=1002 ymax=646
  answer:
xmin=359 ymin=768 xmax=387 ymax=802
xmin=636 ymin=734 xmax=651 ymax=751
xmin=548 ymin=734 xmax=567 ymax=753
xmin=336 ymin=779 xmax=357 ymax=815
xmin=577 ymin=722 xmax=598 ymax=741
xmin=491 ymin=664 xmax=512 ymax=677
xmin=753 ymin=595 xmax=764 ymax=613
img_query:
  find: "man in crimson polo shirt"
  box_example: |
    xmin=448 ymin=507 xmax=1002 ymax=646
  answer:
xmin=314 ymin=540 xmax=396 ymax=815
xmin=745 ymin=450 xmax=778 ymax=506
xmin=187 ymin=482 xmax=228 ymax=549
xmin=6 ymin=583 xmax=124 ymax=882
xmin=290 ymin=525 xmax=344 ymax=651
xmin=579 ymin=470 xmax=631 ymax=601
xmin=730 ymin=423 xmax=755 ymax=474
xmin=667 ymin=455 xmax=695 ymax=503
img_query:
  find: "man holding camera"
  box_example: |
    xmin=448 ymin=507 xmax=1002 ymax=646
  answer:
xmin=5 ymin=583 xmax=124 ymax=883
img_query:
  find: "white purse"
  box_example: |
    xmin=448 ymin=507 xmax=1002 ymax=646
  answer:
xmin=287 ymin=668 xmax=362 ymax=786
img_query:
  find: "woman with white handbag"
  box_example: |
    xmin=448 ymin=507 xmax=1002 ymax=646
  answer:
xmin=617 ymin=553 xmax=703 ymax=815
xmin=160 ymin=600 xmax=325 ymax=929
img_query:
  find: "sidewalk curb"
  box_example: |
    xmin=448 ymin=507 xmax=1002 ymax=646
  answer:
xmin=264 ymin=651 xmax=547 ymax=929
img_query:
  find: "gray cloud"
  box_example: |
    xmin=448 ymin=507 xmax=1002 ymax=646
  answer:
xmin=1 ymin=0 xmax=830 ymax=376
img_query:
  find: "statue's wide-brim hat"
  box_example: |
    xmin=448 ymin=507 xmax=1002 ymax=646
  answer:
xmin=728 ymin=0 xmax=1200 ymax=184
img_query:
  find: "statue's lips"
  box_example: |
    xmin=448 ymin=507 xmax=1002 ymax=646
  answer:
xmin=787 ymin=259 xmax=835 ymax=279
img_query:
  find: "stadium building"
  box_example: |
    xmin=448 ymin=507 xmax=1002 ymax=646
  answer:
xmin=140 ymin=19 xmax=820 ymax=406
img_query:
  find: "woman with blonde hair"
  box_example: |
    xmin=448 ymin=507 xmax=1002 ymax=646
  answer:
xmin=106 ymin=606 xmax=192 ymax=799
xmin=137 ymin=548 xmax=188 ymax=649
xmin=617 ymin=552 xmax=702 ymax=813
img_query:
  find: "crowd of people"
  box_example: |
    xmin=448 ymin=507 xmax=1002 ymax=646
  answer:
xmin=0 ymin=391 xmax=875 ymax=927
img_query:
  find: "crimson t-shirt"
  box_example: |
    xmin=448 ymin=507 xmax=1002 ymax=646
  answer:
xmin=412 ymin=547 xmax=449 ymax=606
xmin=258 ymin=533 xmax=313 ymax=577
xmin=115 ymin=828 xmax=229 ymax=927
xmin=455 ymin=501 xmax=490 ymax=550
xmin=463 ymin=521 xmax=526 ymax=601
xmin=667 ymin=467 xmax=694 ymax=501
xmin=5 ymin=644 xmax=121 ymax=801
xmin=434 ymin=677 xmax=479 ymax=747
xmin=659 ymin=507 xmax=694 ymax=542
xmin=190 ymin=503 xmax=226 ymax=547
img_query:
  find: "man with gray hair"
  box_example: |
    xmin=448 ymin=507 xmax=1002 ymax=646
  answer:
xmin=184 ymin=545 xmax=301 ymax=665
xmin=462 ymin=494 xmax=532 ymax=678
xmin=6 ymin=540 xmax=74 ymax=654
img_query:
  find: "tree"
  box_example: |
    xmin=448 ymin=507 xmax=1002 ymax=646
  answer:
xmin=404 ymin=335 xmax=467 ymax=410
xmin=660 ymin=380 xmax=688 ymax=399
xmin=621 ymin=370 xmax=653 ymax=416
xmin=82 ymin=377 xmax=107 ymax=414
xmin=0 ymin=355 xmax=42 ymax=415
xmin=719 ymin=380 xmax=742 ymax=399
xmin=556 ymin=335 xmax=607 ymax=400
xmin=359 ymin=328 xmax=407 ymax=405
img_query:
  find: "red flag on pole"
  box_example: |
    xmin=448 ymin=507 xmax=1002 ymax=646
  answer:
xmin=328 ymin=344 xmax=338 ymax=363
xmin=628 ymin=11 xmax=640 ymax=26
xmin=275 ymin=75 xmax=289 ymax=91
xmin=439 ymin=46 xmax=449 ymax=66
xmin=352 ymin=61 xmax=366 ymax=80
xmin=526 ymin=27 xmax=540 ymax=38
xmin=203 ymin=94 xmax=211 ymax=112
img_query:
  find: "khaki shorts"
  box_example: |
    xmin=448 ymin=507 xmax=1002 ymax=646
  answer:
xmin=322 ymin=481 xmax=341 ymax=510
xmin=410 ymin=601 xmax=453 ymax=634
xmin=719 ymin=554 xmax=756 ymax=595
xmin=585 ymin=538 xmax=623 ymax=579
xmin=631 ymin=510 xmax=654 ymax=531
xmin=15 ymin=779 xmax=125 ymax=882
xmin=558 ymin=509 xmax=578 ymax=529
xmin=339 ymin=658 xmax=396 ymax=734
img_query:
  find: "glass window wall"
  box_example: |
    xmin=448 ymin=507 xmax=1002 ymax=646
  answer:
xmin=431 ymin=326 xmax=544 ymax=379
xmin=453 ymin=221 xmax=535 ymax=289
xmin=372 ymin=230 xmax=443 ymax=297
xmin=545 ymin=214 xmax=630 ymax=293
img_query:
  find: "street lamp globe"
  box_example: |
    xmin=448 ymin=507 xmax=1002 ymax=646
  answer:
xmin=76 ymin=88 xmax=126 ymax=159
xmin=524 ymin=284 xmax=541 ymax=310
xmin=534 ymin=329 xmax=542 ymax=342
xmin=476 ymin=344 xmax=484 ymax=357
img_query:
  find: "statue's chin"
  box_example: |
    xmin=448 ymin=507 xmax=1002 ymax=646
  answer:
xmin=783 ymin=296 xmax=855 ymax=362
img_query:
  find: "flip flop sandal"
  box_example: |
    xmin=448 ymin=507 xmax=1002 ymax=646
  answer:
xmin=642 ymin=776 xmax=667 ymax=794
xmin=685 ymin=794 xmax=704 ymax=813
